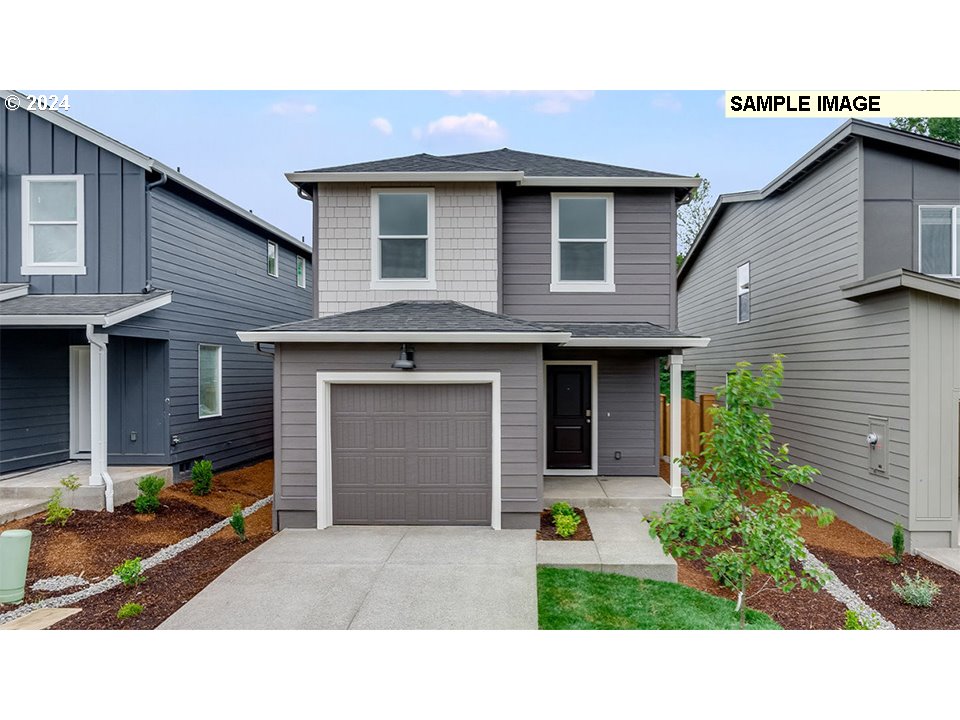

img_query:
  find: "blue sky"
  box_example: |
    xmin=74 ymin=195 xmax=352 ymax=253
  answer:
xmin=34 ymin=90 xmax=875 ymax=241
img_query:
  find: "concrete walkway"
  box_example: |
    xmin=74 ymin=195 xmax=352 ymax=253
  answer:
xmin=917 ymin=547 xmax=960 ymax=576
xmin=159 ymin=526 xmax=537 ymax=630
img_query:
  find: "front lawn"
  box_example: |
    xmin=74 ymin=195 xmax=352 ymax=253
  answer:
xmin=538 ymin=567 xmax=781 ymax=630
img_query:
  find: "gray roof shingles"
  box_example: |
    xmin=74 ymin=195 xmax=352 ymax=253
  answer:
xmin=561 ymin=322 xmax=694 ymax=338
xmin=0 ymin=289 xmax=170 ymax=316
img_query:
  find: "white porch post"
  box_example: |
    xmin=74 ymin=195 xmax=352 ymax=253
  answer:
xmin=86 ymin=325 xmax=109 ymax=487
xmin=668 ymin=353 xmax=683 ymax=498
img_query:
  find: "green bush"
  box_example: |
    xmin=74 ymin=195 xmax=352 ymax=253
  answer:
xmin=891 ymin=571 xmax=939 ymax=607
xmin=113 ymin=557 xmax=145 ymax=587
xmin=44 ymin=488 xmax=74 ymax=527
xmin=229 ymin=503 xmax=247 ymax=542
xmin=554 ymin=513 xmax=580 ymax=538
xmin=885 ymin=522 xmax=905 ymax=565
xmin=191 ymin=459 xmax=213 ymax=496
xmin=133 ymin=475 xmax=166 ymax=514
xmin=550 ymin=502 xmax=576 ymax=518
xmin=843 ymin=610 xmax=869 ymax=630
xmin=117 ymin=602 xmax=144 ymax=619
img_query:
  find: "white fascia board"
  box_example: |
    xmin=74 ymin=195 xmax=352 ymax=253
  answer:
xmin=0 ymin=284 xmax=29 ymax=301
xmin=237 ymin=330 xmax=571 ymax=344
xmin=286 ymin=171 xmax=524 ymax=184
xmin=102 ymin=292 xmax=173 ymax=327
xmin=521 ymin=176 xmax=702 ymax=188
xmin=0 ymin=314 xmax=107 ymax=326
xmin=562 ymin=337 xmax=711 ymax=348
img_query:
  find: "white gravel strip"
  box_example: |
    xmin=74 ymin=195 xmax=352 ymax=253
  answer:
xmin=0 ymin=494 xmax=272 ymax=626
xmin=802 ymin=548 xmax=895 ymax=630
xmin=31 ymin=574 xmax=89 ymax=592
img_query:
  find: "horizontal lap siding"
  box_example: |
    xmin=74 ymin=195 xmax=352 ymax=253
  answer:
xmin=679 ymin=142 xmax=914 ymax=530
xmin=275 ymin=343 xmax=542 ymax=529
xmin=501 ymin=187 xmax=675 ymax=325
xmin=135 ymin=189 xmax=312 ymax=471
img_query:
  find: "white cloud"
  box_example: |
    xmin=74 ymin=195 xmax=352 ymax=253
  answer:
xmin=446 ymin=90 xmax=594 ymax=114
xmin=268 ymin=100 xmax=317 ymax=116
xmin=370 ymin=117 xmax=393 ymax=135
xmin=651 ymin=93 xmax=682 ymax=112
xmin=426 ymin=112 xmax=504 ymax=141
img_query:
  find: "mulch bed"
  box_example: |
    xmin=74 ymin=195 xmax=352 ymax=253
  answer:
xmin=0 ymin=460 xmax=274 ymax=629
xmin=536 ymin=507 xmax=593 ymax=541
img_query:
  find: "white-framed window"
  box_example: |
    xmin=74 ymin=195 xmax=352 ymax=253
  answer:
xmin=21 ymin=175 xmax=85 ymax=276
xmin=267 ymin=240 xmax=278 ymax=277
xmin=198 ymin=344 xmax=222 ymax=419
xmin=919 ymin=206 xmax=959 ymax=278
xmin=736 ymin=262 xmax=750 ymax=324
xmin=296 ymin=255 xmax=307 ymax=288
xmin=550 ymin=193 xmax=615 ymax=293
xmin=370 ymin=188 xmax=436 ymax=290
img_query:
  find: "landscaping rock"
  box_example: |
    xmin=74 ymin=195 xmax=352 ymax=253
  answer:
xmin=31 ymin=575 xmax=89 ymax=593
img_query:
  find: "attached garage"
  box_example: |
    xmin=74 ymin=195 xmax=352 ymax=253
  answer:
xmin=330 ymin=383 xmax=492 ymax=525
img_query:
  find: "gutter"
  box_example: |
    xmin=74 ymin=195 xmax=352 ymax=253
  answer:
xmin=143 ymin=172 xmax=168 ymax=293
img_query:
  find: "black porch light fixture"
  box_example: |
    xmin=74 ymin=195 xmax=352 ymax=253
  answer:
xmin=391 ymin=344 xmax=416 ymax=370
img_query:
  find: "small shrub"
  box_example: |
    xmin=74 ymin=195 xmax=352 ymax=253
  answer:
xmin=191 ymin=459 xmax=213 ymax=496
xmin=60 ymin=474 xmax=81 ymax=491
xmin=550 ymin=502 xmax=576 ymax=518
xmin=117 ymin=602 xmax=143 ymax=620
xmin=133 ymin=475 xmax=166 ymax=514
xmin=44 ymin=488 xmax=74 ymax=527
xmin=885 ymin=522 xmax=905 ymax=565
xmin=229 ymin=503 xmax=247 ymax=542
xmin=843 ymin=610 xmax=869 ymax=630
xmin=891 ymin=571 xmax=940 ymax=607
xmin=554 ymin=513 xmax=580 ymax=538
xmin=113 ymin=557 xmax=145 ymax=587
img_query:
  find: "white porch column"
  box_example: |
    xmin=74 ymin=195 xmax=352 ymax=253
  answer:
xmin=668 ymin=353 xmax=683 ymax=498
xmin=86 ymin=325 xmax=109 ymax=487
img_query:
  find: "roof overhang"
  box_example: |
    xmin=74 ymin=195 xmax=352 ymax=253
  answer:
xmin=563 ymin=336 xmax=711 ymax=348
xmin=0 ymin=284 xmax=29 ymax=301
xmin=286 ymin=171 xmax=525 ymax=184
xmin=519 ymin=176 xmax=701 ymax=189
xmin=0 ymin=291 xmax=173 ymax=327
xmin=840 ymin=269 xmax=960 ymax=302
xmin=237 ymin=330 xmax=572 ymax=344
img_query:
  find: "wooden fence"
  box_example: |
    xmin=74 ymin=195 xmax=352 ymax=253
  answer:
xmin=659 ymin=393 xmax=716 ymax=457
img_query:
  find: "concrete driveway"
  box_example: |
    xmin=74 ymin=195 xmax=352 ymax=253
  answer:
xmin=159 ymin=526 xmax=537 ymax=630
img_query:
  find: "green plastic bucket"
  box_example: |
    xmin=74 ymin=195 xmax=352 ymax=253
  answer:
xmin=0 ymin=529 xmax=33 ymax=604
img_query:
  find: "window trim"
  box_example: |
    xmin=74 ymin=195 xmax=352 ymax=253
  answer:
xmin=20 ymin=175 xmax=86 ymax=276
xmin=198 ymin=344 xmax=223 ymax=420
xmin=736 ymin=261 xmax=750 ymax=324
xmin=549 ymin=192 xmax=615 ymax=293
xmin=918 ymin=205 xmax=959 ymax=278
xmin=267 ymin=240 xmax=279 ymax=277
xmin=370 ymin=187 xmax=436 ymax=290
xmin=296 ymin=255 xmax=307 ymax=288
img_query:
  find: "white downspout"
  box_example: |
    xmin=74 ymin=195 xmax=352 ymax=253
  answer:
xmin=85 ymin=324 xmax=114 ymax=512
xmin=668 ymin=353 xmax=684 ymax=498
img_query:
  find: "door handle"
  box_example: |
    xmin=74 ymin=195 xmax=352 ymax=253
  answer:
xmin=585 ymin=409 xmax=592 ymax=417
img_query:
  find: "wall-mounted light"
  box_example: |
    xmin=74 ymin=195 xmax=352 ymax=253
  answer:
xmin=391 ymin=344 xmax=416 ymax=370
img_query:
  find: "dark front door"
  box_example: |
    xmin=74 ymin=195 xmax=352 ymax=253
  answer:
xmin=546 ymin=365 xmax=592 ymax=470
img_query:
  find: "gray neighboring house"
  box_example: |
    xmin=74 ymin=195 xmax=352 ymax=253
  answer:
xmin=240 ymin=149 xmax=709 ymax=530
xmin=0 ymin=90 xmax=312 ymax=505
xmin=678 ymin=120 xmax=960 ymax=552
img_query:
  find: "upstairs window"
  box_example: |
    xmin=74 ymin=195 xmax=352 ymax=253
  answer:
xmin=736 ymin=262 xmax=750 ymax=323
xmin=371 ymin=189 xmax=435 ymax=289
xmin=550 ymin=193 xmax=615 ymax=293
xmin=919 ymin=206 xmax=959 ymax=278
xmin=296 ymin=255 xmax=307 ymax=288
xmin=21 ymin=175 xmax=85 ymax=276
xmin=267 ymin=241 xmax=278 ymax=277
xmin=198 ymin=344 xmax=222 ymax=419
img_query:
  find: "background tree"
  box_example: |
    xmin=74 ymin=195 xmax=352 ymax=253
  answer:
xmin=676 ymin=175 xmax=713 ymax=267
xmin=647 ymin=355 xmax=835 ymax=628
xmin=890 ymin=117 xmax=960 ymax=144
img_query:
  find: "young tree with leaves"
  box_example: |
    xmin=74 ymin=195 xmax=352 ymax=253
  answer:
xmin=890 ymin=117 xmax=960 ymax=144
xmin=676 ymin=175 xmax=713 ymax=265
xmin=647 ymin=355 xmax=835 ymax=629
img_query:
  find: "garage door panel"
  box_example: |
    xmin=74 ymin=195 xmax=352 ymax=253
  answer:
xmin=330 ymin=383 xmax=492 ymax=525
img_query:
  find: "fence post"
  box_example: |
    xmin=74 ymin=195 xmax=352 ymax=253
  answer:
xmin=699 ymin=393 xmax=717 ymax=454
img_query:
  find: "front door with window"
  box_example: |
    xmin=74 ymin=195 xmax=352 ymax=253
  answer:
xmin=546 ymin=364 xmax=592 ymax=470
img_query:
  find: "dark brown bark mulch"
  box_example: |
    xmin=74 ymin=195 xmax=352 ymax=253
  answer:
xmin=811 ymin=546 xmax=960 ymax=630
xmin=536 ymin=507 xmax=593 ymax=541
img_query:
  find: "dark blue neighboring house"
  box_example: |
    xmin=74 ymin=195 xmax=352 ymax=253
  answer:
xmin=0 ymin=90 xmax=312 ymax=505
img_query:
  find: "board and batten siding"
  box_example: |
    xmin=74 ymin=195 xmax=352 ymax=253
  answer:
xmin=1 ymin=106 xmax=147 ymax=294
xmin=501 ymin=187 xmax=676 ymax=326
xmin=273 ymin=343 xmax=542 ymax=531
xmin=130 ymin=187 xmax=312 ymax=471
xmin=908 ymin=291 xmax=960 ymax=547
xmin=679 ymin=141 xmax=917 ymax=542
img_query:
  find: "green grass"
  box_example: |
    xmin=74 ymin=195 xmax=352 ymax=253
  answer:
xmin=538 ymin=567 xmax=781 ymax=630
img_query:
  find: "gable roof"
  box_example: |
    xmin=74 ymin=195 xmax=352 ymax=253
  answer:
xmin=286 ymin=148 xmax=700 ymax=197
xmin=677 ymin=119 xmax=960 ymax=283
xmin=3 ymin=90 xmax=310 ymax=255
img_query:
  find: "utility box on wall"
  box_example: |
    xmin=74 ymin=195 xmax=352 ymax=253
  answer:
xmin=867 ymin=416 xmax=889 ymax=476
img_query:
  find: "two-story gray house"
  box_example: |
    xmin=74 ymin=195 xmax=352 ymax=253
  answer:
xmin=240 ymin=149 xmax=708 ymax=530
xmin=0 ymin=90 xmax=312 ymax=510
xmin=678 ymin=120 xmax=960 ymax=552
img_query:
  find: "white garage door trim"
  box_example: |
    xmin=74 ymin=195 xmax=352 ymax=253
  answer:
xmin=316 ymin=371 xmax=502 ymax=530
